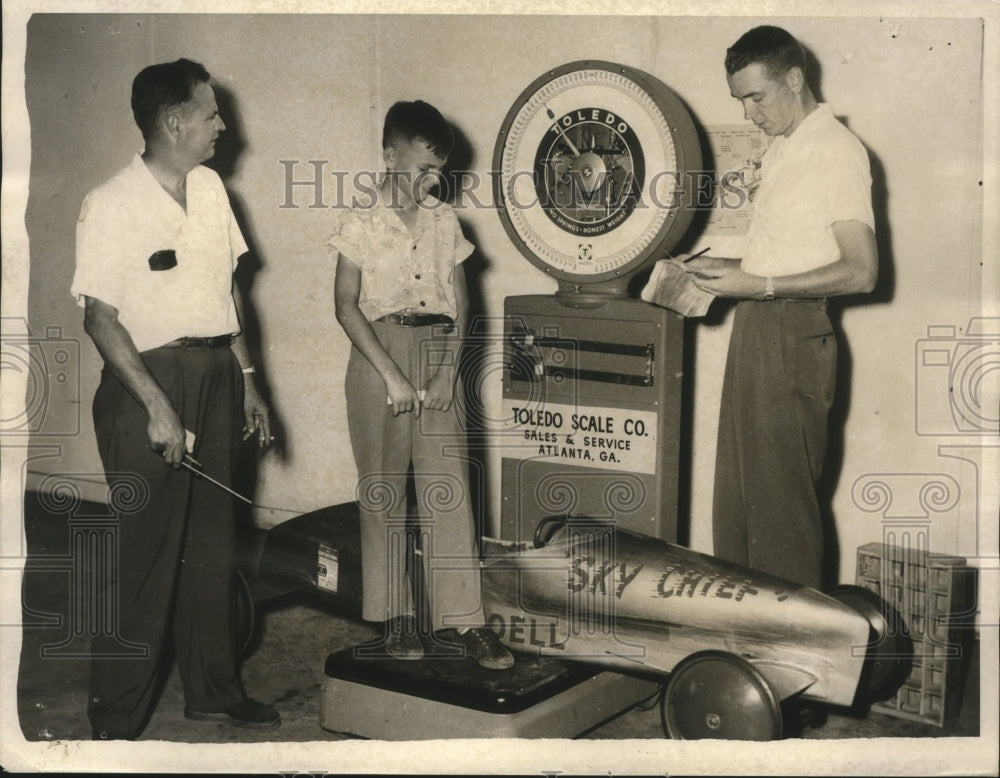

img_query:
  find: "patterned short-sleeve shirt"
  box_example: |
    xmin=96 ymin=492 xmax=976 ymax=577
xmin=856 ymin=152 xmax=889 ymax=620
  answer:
xmin=328 ymin=193 xmax=474 ymax=322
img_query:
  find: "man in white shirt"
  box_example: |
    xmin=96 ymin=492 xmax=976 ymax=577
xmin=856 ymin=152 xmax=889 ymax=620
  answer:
xmin=681 ymin=26 xmax=878 ymax=588
xmin=72 ymin=58 xmax=278 ymax=739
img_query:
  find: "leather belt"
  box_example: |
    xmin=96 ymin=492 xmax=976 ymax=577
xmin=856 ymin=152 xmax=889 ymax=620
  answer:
xmin=162 ymin=335 xmax=235 ymax=348
xmin=750 ymin=298 xmax=827 ymax=306
xmin=377 ymin=313 xmax=454 ymax=330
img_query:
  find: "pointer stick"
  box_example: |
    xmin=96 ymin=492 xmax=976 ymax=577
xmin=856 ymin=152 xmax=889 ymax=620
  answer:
xmin=181 ymin=455 xmax=253 ymax=505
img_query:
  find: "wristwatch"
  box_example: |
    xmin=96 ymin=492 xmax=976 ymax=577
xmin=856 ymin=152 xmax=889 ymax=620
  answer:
xmin=763 ymin=277 xmax=776 ymax=300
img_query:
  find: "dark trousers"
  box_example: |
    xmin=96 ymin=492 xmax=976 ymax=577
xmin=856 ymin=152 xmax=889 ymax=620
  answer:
xmin=88 ymin=345 xmax=244 ymax=739
xmin=712 ymin=300 xmax=836 ymax=589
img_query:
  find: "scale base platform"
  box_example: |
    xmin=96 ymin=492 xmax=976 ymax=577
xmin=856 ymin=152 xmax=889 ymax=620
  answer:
xmin=320 ymin=643 xmax=661 ymax=739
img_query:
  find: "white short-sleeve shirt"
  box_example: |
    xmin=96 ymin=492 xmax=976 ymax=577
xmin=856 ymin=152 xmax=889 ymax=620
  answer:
xmin=742 ymin=104 xmax=875 ymax=277
xmin=72 ymin=154 xmax=248 ymax=352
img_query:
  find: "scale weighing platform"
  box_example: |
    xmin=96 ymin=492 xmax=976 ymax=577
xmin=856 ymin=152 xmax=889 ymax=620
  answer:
xmin=254 ymin=502 xmax=661 ymax=740
xmin=320 ymin=648 xmax=659 ymax=740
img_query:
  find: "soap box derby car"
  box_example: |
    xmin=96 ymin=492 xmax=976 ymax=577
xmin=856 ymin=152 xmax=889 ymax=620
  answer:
xmin=251 ymin=506 xmax=912 ymax=740
xmin=480 ymin=515 xmax=912 ymax=739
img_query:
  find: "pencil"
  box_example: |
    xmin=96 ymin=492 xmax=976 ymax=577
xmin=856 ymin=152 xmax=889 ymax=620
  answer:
xmin=682 ymin=246 xmax=711 ymax=262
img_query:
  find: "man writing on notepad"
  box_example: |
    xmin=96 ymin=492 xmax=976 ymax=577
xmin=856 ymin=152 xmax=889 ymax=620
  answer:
xmin=676 ymin=26 xmax=878 ymax=587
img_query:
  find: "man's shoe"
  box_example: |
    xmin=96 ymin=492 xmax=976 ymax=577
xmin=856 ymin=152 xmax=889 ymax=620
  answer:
xmin=439 ymin=627 xmax=514 ymax=670
xmin=184 ymin=697 xmax=281 ymax=730
xmin=385 ymin=616 xmax=424 ymax=660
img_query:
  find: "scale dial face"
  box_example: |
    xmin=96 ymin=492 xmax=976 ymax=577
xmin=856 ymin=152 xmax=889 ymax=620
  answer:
xmin=494 ymin=61 xmax=701 ymax=290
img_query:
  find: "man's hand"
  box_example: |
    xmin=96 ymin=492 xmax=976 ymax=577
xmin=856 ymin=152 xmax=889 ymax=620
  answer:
xmin=242 ymin=378 xmax=273 ymax=448
xmin=674 ymin=254 xmax=735 ymax=275
xmin=147 ymin=402 xmax=187 ymax=467
xmin=678 ymin=218 xmax=878 ymax=301
xmin=682 ymin=257 xmax=764 ymax=299
xmin=83 ymin=297 xmax=190 ymax=466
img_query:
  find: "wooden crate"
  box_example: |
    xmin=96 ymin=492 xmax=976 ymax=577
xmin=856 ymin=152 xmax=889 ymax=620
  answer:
xmin=855 ymin=542 xmax=977 ymax=726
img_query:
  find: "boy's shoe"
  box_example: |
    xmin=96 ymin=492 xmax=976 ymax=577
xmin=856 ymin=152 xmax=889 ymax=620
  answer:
xmin=385 ymin=616 xmax=424 ymax=660
xmin=438 ymin=627 xmax=514 ymax=670
xmin=184 ymin=697 xmax=281 ymax=730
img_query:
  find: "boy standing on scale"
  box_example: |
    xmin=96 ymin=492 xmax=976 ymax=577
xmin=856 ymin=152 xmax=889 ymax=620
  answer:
xmin=331 ymin=100 xmax=513 ymax=670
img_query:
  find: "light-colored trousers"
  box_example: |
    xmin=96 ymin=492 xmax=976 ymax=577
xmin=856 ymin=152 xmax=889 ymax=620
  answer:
xmin=345 ymin=320 xmax=485 ymax=631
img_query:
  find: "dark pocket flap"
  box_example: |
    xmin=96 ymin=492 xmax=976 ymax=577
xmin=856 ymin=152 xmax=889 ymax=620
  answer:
xmin=148 ymin=249 xmax=177 ymax=271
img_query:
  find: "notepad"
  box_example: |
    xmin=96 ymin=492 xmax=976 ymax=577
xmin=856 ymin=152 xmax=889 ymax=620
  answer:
xmin=640 ymin=260 xmax=716 ymax=318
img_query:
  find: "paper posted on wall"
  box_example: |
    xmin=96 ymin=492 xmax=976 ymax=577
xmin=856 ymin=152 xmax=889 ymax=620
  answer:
xmin=640 ymin=259 xmax=716 ymax=318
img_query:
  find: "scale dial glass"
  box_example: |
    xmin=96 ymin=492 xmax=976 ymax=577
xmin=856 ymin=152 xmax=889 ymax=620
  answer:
xmin=494 ymin=61 xmax=700 ymax=288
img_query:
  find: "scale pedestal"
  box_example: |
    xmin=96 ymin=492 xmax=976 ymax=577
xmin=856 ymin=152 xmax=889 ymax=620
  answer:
xmin=501 ymin=294 xmax=684 ymax=543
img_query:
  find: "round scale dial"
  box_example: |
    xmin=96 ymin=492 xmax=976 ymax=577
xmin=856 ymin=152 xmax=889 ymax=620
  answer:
xmin=494 ymin=61 xmax=701 ymax=296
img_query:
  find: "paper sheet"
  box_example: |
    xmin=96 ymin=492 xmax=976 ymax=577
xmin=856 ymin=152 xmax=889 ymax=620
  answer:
xmin=640 ymin=259 xmax=716 ymax=318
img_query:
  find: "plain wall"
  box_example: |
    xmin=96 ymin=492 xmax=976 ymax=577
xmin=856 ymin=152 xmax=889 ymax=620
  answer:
xmin=19 ymin=13 xmax=993 ymax=584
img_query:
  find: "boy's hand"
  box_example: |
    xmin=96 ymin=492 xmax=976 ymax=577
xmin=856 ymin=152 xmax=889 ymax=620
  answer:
xmin=385 ymin=374 xmax=422 ymax=417
xmin=421 ymin=370 xmax=454 ymax=412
